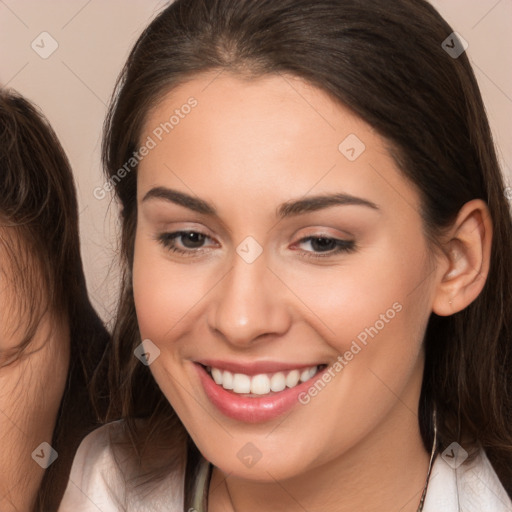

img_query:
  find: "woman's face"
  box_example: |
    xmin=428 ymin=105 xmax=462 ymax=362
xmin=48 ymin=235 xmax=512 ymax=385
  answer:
xmin=133 ymin=72 xmax=441 ymax=480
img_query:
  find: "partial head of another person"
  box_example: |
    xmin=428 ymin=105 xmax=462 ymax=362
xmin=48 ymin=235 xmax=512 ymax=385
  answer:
xmin=0 ymin=89 xmax=109 ymax=511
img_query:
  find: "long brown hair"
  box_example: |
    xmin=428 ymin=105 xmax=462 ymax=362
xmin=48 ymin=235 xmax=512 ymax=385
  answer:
xmin=0 ymin=89 xmax=110 ymax=510
xmin=99 ymin=0 xmax=512 ymax=503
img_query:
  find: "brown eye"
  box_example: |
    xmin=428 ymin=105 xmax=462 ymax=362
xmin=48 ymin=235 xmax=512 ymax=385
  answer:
xmin=180 ymin=232 xmax=207 ymax=248
xmin=157 ymin=231 xmax=215 ymax=255
xmin=309 ymin=237 xmax=338 ymax=252
xmin=294 ymin=236 xmax=356 ymax=257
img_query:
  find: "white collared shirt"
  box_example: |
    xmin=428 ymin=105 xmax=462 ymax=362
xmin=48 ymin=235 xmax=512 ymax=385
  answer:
xmin=423 ymin=446 xmax=512 ymax=511
xmin=59 ymin=421 xmax=512 ymax=511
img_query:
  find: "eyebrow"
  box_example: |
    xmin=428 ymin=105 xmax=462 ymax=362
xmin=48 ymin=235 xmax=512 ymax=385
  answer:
xmin=142 ymin=187 xmax=379 ymax=218
xmin=142 ymin=187 xmax=216 ymax=215
xmin=277 ymin=193 xmax=379 ymax=217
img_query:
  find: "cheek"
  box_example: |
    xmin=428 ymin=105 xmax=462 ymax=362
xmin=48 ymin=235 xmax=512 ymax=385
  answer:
xmin=278 ymin=239 xmax=433 ymax=420
xmin=132 ymin=235 xmax=213 ymax=344
xmin=285 ymin=254 xmax=431 ymax=456
xmin=278 ymin=239 xmax=432 ymax=350
xmin=342 ymin=252 xmax=431 ymax=387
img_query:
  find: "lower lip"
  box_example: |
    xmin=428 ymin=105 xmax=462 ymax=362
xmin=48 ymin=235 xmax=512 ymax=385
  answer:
xmin=195 ymin=363 xmax=325 ymax=423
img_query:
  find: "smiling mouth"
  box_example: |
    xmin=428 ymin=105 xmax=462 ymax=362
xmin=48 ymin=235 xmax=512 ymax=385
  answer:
xmin=201 ymin=364 xmax=328 ymax=397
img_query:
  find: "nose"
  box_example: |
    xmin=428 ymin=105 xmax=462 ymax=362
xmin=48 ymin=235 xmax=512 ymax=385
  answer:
xmin=207 ymin=252 xmax=292 ymax=348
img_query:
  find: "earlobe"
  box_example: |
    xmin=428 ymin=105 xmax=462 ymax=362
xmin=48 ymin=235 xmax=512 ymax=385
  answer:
xmin=432 ymin=199 xmax=492 ymax=317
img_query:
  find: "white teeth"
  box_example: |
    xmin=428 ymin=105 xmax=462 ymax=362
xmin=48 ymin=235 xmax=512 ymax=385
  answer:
xmin=300 ymin=368 xmax=311 ymax=383
xmin=250 ymin=374 xmax=270 ymax=395
xmin=211 ymin=367 xmax=223 ymax=385
xmin=222 ymin=370 xmax=234 ymax=390
xmin=207 ymin=365 xmax=320 ymax=396
xmin=306 ymin=366 xmax=317 ymax=380
xmin=270 ymin=372 xmax=286 ymax=392
xmin=285 ymin=369 xmax=300 ymax=388
xmin=232 ymin=373 xmax=251 ymax=393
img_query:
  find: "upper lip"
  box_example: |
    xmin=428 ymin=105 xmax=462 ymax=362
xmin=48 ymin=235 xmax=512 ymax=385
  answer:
xmin=195 ymin=359 xmax=325 ymax=376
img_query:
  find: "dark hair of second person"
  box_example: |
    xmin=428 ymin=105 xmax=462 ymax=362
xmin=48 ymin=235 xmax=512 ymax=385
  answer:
xmin=0 ymin=89 xmax=109 ymax=511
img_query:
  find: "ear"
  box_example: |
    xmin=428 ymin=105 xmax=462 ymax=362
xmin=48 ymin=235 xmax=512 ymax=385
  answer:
xmin=432 ymin=199 xmax=493 ymax=316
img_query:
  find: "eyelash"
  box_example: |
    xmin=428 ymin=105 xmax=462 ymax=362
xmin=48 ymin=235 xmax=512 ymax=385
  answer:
xmin=157 ymin=231 xmax=216 ymax=257
xmin=157 ymin=231 xmax=356 ymax=259
xmin=295 ymin=236 xmax=356 ymax=258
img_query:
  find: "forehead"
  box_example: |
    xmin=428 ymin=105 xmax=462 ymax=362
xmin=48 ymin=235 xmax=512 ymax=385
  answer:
xmin=137 ymin=72 xmax=419 ymax=215
xmin=141 ymin=71 xmax=370 ymax=160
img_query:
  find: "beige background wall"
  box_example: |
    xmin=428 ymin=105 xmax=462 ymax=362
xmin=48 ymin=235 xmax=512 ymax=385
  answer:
xmin=1 ymin=0 xmax=511 ymax=323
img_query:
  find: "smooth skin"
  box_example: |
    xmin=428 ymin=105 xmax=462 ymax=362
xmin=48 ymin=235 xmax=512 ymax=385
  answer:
xmin=133 ymin=72 xmax=492 ymax=512
xmin=0 ymin=233 xmax=70 ymax=511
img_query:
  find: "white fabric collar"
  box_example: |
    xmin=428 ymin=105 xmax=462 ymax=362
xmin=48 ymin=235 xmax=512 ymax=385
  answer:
xmin=423 ymin=449 xmax=512 ymax=511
